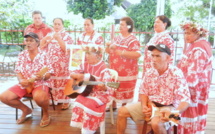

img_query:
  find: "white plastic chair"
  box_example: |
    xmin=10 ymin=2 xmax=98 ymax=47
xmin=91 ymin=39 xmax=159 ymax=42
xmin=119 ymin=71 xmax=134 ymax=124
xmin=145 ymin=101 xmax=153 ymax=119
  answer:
xmin=100 ymin=69 xmax=118 ymax=134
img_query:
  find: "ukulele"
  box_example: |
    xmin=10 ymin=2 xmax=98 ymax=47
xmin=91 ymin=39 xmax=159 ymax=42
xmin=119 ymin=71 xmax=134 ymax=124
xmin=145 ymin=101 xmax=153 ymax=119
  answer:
xmin=64 ymin=73 xmax=120 ymax=98
xmin=142 ymin=102 xmax=180 ymax=134
xmin=26 ymin=67 xmax=49 ymax=94
xmin=145 ymin=101 xmax=181 ymax=126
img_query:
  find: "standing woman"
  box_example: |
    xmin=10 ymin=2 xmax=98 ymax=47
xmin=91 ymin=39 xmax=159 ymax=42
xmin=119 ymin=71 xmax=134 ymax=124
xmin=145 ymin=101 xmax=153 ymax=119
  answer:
xmin=177 ymin=22 xmax=212 ymax=133
xmin=106 ymin=16 xmax=141 ymax=107
xmin=77 ymin=18 xmax=103 ymax=46
xmin=40 ymin=18 xmax=73 ymax=109
xmin=143 ymin=15 xmax=175 ymax=76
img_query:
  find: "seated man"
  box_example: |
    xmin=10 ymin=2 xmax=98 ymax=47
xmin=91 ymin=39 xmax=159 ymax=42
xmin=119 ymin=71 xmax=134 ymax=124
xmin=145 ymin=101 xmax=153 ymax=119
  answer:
xmin=0 ymin=32 xmax=53 ymax=127
xmin=117 ymin=44 xmax=191 ymax=134
xmin=68 ymin=46 xmax=113 ymax=134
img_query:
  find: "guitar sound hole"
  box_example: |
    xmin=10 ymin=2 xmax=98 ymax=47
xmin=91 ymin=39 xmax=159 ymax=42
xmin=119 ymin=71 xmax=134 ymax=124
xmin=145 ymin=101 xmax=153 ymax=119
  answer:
xmin=78 ymin=81 xmax=83 ymax=86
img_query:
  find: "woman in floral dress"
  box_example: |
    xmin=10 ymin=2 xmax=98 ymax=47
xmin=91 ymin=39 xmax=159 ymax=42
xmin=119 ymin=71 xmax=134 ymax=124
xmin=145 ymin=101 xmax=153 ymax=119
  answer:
xmin=106 ymin=16 xmax=141 ymax=107
xmin=40 ymin=18 xmax=73 ymax=109
xmin=143 ymin=15 xmax=175 ymax=76
xmin=77 ymin=18 xmax=103 ymax=46
xmin=70 ymin=46 xmax=112 ymax=134
xmin=177 ymin=22 xmax=212 ymax=134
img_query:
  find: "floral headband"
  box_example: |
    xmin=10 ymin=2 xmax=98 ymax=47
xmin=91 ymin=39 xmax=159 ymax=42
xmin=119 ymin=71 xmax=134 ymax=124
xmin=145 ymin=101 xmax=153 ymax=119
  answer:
xmin=82 ymin=45 xmax=104 ymax=54
xmin=180 ymin=22 xmax=208 ymax=37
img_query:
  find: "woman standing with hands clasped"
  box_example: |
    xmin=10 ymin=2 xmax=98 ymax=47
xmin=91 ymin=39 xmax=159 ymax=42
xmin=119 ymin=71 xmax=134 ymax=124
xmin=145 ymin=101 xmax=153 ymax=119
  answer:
xmin=106 ymin=16 xmax=141 ymax=109
xmin=40 ymin=18 xmax=73 ymax=110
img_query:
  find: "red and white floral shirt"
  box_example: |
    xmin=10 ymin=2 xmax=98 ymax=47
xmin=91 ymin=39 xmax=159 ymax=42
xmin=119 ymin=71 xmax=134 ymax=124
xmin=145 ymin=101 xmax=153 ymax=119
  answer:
xmin=143 ymin=31 xmax=175 ymax=76
xmin=139 ymin=65 xmax=190 ymax=108
xmin=15 ymin=49 xmax=54 ymax=88
xmin=24 ymin=23 xmax=53 ymax=40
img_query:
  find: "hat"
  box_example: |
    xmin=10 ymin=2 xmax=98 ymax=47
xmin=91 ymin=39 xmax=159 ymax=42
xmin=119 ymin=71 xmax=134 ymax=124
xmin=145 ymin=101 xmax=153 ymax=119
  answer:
xmin=24 ymin=32 xmax=39 ymax=40
xmin=148 ymin=44 xmax=171 ymax=55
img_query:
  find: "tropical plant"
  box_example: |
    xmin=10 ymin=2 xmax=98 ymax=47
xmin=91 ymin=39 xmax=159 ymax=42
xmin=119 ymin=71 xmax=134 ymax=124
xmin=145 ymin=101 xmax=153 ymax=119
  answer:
xmin=172 ymin=0 xmax=215 ymax=22
xmin=0 ymin=0 xmax=33 ymax=28
xmin=66 ymin=0 xmax=123 ymax=19
xmin=127 ymin=0 xmax=172 ymax=44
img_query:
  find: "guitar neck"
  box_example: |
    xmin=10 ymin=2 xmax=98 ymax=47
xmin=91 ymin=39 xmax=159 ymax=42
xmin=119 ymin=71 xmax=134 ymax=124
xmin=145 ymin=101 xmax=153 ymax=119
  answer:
xmin=82 ymin=81 xmax=105 ymax=85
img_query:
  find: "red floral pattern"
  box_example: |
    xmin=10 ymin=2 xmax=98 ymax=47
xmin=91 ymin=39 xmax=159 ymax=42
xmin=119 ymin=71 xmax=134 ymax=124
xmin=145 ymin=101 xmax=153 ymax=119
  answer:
xmin=143 ymin=31 xmax=175 ymax=76
xmin=46 ymin=30 xmax=73 ymax=104
xmin=77 ymin=31 xmax=103 ymax=45
xmin=70 ymin=60 xmax=112 ymax=133
xmin=177 ymin=39 xmax=212 ymax=134
xmin=139 ymin=65 xmax=190 ymax=107
xmin=109 ymin=34 xmax=141 ymax=103
xmin=24 ymin=23 xmax=53 ymax=40
xmin=15 ymin=49 xmax=54 ymax=88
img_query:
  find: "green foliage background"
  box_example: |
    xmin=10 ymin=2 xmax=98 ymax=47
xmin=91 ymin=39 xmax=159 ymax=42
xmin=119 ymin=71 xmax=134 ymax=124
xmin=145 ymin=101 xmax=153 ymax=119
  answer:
xmin=173 ymin=0 xmax=215 ymax=22
xmin=127 ymin=0 xmax=172 ymax=32
xmin=0 ymin=0 xmax=33 ymax=28
xmin=66 ymin=0 xmax=123 ymax=19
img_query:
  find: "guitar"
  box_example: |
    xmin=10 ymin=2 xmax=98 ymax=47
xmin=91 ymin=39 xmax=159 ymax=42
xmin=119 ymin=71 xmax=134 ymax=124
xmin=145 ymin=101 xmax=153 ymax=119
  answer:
xmin=64 ymin=73 xmax=120 ymax=98
xmin=26 ymin=67 xmax=49 ymax=94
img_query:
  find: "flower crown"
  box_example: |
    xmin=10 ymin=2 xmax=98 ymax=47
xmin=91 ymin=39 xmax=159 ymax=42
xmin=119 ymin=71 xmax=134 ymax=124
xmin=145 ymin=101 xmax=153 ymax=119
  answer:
xmin=180 ymin=22 xmax=208 ymax=37
xmin=82 ymin=45 xmax=104 ymax=54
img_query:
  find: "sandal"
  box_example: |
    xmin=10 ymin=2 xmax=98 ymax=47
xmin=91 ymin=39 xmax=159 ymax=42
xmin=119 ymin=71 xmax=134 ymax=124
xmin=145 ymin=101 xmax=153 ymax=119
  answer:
xmin=16 ymin=113 xmax=33 ymax=124
xmin=61 ymin=103 xmax=71 ymax=110
xmin=40 ymin=116 xmax=51 ymax=127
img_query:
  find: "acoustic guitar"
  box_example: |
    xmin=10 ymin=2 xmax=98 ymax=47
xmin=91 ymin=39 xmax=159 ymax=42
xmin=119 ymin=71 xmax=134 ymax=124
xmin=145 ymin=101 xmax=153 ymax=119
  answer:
xmin=26 ymin=67 xmax=49 ymax=94
xmin=64 ymin=73 xmax=120 ymax=98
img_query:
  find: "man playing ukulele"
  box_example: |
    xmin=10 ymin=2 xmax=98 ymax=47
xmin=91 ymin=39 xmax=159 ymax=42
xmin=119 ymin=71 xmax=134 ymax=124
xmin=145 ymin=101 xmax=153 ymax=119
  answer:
xmin=117 ymin=44 xmax=191 ymax=134
xmin=0 ymin=32 xmax=53 ymax=127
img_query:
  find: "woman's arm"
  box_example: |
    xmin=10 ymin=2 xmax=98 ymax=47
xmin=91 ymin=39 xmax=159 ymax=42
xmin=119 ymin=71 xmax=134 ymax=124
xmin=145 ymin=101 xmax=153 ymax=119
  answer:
xmin=54 ymin=33 xmax=66 ymax=52
xmin=115 ymin=49 xmax=141 ymax=59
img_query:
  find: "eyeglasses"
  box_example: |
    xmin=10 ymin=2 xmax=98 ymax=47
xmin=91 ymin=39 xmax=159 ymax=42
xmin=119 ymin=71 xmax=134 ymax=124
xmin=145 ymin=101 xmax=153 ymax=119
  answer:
xmin=169 ymin=114 xmax=181 ymax=120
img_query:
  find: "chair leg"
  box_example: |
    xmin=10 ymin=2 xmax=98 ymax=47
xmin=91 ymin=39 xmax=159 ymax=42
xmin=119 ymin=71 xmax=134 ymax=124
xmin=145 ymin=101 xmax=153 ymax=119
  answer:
xmin=173 ymin=126 xmax=177 ymax=134
xmin=29 ymin=99 xmax=34 ymax=109
xmin=100 ymin=121 xmax=105 ymax=134
xmin=49 ymin=87 xmax=55 ymax=110
xmin=16 ymin=108 xmax=18 ymax=120
xmin=110 ymin=103 xmax=114 ymax=125
xmin=142 ymin=121 xmax=154 ymax=134
xmin=41 ymin=109 xmax=43 ymax=119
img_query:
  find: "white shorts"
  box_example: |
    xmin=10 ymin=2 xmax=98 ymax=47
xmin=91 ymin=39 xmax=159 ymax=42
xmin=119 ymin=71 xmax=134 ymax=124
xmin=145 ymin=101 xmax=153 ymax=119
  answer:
xmin=125 ymin=102 xmax=175 ymax=130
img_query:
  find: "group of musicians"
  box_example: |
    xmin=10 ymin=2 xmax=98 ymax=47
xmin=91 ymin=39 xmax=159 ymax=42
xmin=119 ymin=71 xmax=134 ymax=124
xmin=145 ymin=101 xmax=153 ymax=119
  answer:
xmin=0 ymin=10 xmax=212 ymax=134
